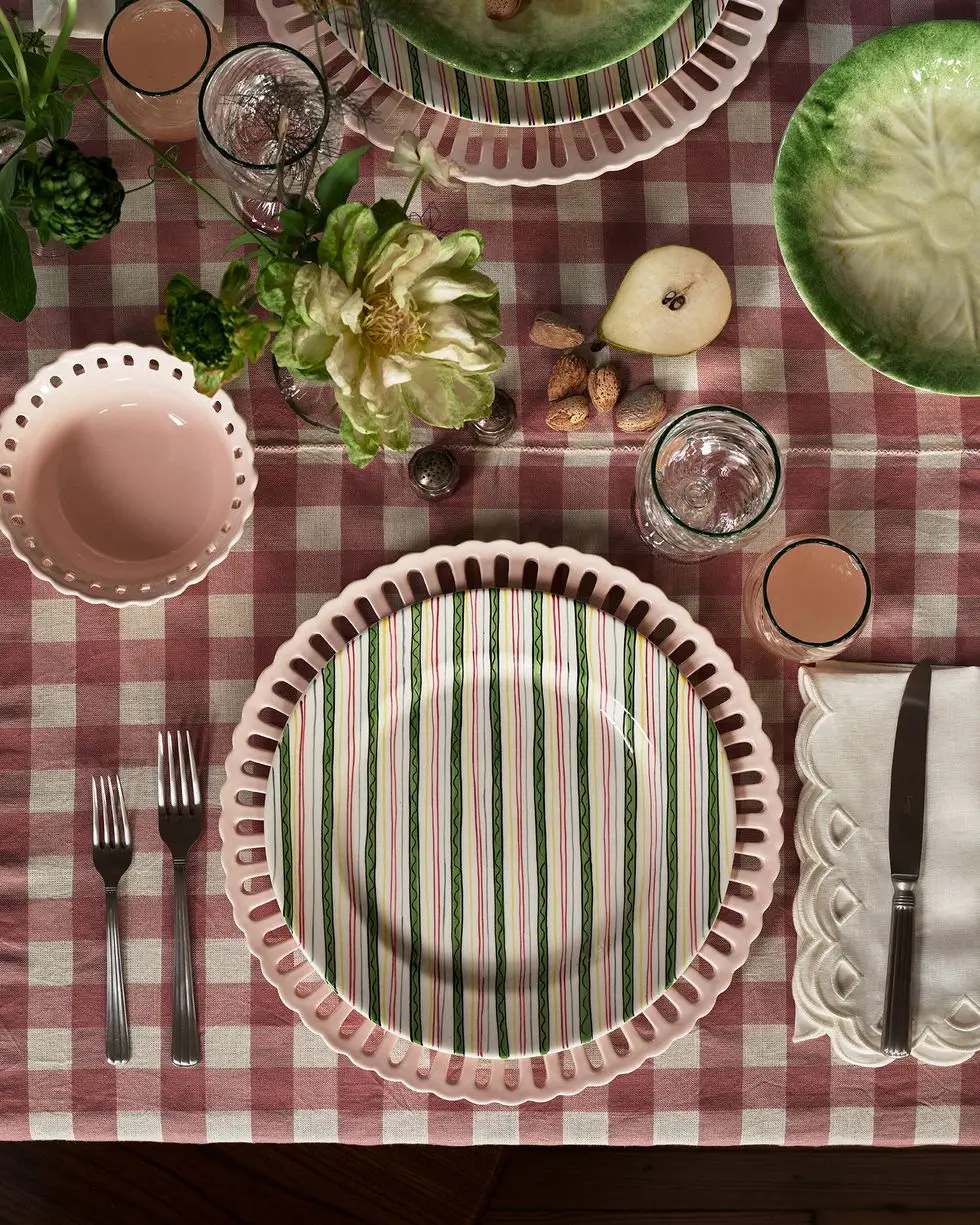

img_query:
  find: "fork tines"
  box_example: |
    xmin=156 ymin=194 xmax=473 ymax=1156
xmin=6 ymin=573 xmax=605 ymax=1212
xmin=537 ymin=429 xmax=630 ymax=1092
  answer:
xmin=91 ymin=774 xmax=131 ymax=850
xmin=157 ymin=730 xmax=202 ymax=816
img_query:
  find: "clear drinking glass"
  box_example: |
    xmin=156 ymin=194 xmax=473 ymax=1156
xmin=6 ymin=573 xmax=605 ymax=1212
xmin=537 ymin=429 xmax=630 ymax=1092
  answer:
xmin=197 ymin=43 xmax=344 ymax=232
xmin=742 ymin=535 xmax=872 ymax=663
xmin=102 ymin=0 xmax=222 ymax=143
xmin=634 ymin=405 xmax=784 ymax=561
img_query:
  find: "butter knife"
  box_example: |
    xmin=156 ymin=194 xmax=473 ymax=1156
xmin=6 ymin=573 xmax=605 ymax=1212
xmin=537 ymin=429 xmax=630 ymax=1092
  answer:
xmin=880 ymin=660 xmax=931 ymax=1058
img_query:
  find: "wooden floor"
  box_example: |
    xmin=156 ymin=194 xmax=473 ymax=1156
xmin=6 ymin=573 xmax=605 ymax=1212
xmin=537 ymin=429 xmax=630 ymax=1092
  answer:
xmin=2 ymin=1146 xmax=980 ymax=1224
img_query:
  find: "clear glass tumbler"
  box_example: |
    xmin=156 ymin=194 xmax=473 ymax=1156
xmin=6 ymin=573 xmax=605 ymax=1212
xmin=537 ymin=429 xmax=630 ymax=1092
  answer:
xmin=197 ymin=43 xmax=344 ymax=232
xmin=742 ymin=535 xmax=872 ymax=663
xmin=634 ymin=405 xmax=784 ymax=561
xmin=102 ymin=0 xmax=221 ymax=143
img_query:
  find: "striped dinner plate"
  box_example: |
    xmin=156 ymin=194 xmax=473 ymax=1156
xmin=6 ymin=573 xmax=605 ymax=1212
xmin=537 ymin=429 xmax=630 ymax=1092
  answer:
xmin=266 ymin=587 xmax=736 ymax=1059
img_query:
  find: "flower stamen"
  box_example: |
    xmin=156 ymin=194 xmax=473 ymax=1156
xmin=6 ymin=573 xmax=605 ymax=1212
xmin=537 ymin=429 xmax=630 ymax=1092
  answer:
xmin=362 ymin=291 xmax=427 ymax=355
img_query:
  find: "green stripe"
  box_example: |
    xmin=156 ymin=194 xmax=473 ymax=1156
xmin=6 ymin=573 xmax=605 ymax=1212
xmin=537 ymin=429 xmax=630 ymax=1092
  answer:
xmin=693 ymin=0 xmax=707 ymax=45
xmin=621 ymin=634 xmax=638 ymax=1019
xmin=488 ymin=589 xmax=509 ymax=1057
xmin=494 ymin=79 xmax=511 ymax=125
xmin=279 ymin=730 xmax=293 ymax=930
xmin=364 ymin=623 xmax=381 ymax=1023
xmin=321 ymin=664 xmax=336 ymax=983
xmin=407 ymin=44 xmax=425 ymax=103
xmin=449 ymin=593 xmax=466 ymax=1054
xmin=537 ymin=81 xmax=556 ymax=124
xmin=530 ymin=591 xmax=549 ymax=1053
xmin=454 ymin=67 xmax=473 ymax=119
xmin=654 ymin=35 xmax=668 ymax=83
xmin=664 ymin=664 xmax=679 ymax=985
xmin=617 ymin=57 xmax=634 ymax=105
xmin=707 ymin=711 xmax=721 ymax=924
xmin=358 ymin=0 xmax=380 ymax=75
xmin=575 ymin=75 xmax=592 ymax=119
xmin=407 ymin=604 xmax=424 ymax=1044
xmin=574 ymin=602 xmax=594 ymax=1043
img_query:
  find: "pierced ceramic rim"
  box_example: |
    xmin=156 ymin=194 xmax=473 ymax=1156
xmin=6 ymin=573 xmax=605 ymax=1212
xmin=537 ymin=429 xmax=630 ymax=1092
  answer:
xmin=0 ymin=342 xmax=257 ymax=608
xmin=219 ymin=541 xmax=784 ymax=1104
xmin=650 ymin=406 xmax=782 ymax=540
xmin=104 ymin=0 xmax=213 ymax=97
xmin=762 ymin=536 xmax=872 ymax=649
xmin=198 ymin=42 xmax=329 ymax=172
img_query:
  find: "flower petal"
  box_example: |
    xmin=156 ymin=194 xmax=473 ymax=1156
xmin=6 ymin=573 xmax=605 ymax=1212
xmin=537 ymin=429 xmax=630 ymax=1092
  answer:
xmin=393 ymin=360 xmax=495 ymax=428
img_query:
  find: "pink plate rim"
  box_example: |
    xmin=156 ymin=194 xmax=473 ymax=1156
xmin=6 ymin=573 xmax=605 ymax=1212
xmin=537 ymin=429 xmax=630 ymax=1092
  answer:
xmin=0 ymin=342 xmax=257 ymax=608
xmin=219 ymin=540 xmax=783 ymax=1104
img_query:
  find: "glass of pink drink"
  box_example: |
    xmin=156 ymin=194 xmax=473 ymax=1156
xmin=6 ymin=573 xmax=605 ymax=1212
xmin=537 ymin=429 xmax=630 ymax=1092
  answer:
xmin=102 ymin=0 xmax=222 ymax=143
xmin=743 ymin=536 xmax=872 ymax=663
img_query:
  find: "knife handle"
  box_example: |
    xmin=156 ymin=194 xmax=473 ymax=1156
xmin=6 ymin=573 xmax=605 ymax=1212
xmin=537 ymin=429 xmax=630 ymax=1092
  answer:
xmin=881 ymin=879 xmax=916 ymax=1058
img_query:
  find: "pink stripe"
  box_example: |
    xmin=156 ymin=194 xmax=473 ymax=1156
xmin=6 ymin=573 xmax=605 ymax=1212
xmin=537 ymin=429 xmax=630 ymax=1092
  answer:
xmin=346 ymin=647 xmax=358 ymax=1003
xmin=387 ymin=615 xmax=400 ymax=1027
xmin=552 ymin=597 xmax=569 ymax=1050
xmin=297 ymin=702 xmax=307 ymax=948
xmin=431 ymin=597 xmax=443 ymax=1045
xmin=512 ymin=593 xmax=528 ymax=1052
xmin=645 ymin=654 xmax=660 ymax=1000
xmin=469 ymin=589 xmax=486 ymax=1052
xmin=598 ymin=620 xmax=614 ymax=1031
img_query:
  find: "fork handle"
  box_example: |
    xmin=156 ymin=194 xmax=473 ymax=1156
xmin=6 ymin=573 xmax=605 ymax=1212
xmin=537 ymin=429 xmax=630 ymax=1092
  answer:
xmin=881 ymin=879 xmax=916 ymax=1058
xmin=104 ymin=889 xmax=131 ymax=1065
xmin=171 ymin=860 xmax=200 ymax=1066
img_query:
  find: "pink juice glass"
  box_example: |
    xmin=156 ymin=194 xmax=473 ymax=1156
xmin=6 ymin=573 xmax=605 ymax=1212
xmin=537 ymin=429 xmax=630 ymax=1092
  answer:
xmin=743 ymin=535 xmax=873 ymax=663
xmin=102 ymin=0 xmax=222 ymax=143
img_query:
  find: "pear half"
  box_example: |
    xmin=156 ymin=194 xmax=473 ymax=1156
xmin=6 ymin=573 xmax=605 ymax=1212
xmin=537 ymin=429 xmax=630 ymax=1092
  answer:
xmin=599 ymin=245 xmax=732 ymax=356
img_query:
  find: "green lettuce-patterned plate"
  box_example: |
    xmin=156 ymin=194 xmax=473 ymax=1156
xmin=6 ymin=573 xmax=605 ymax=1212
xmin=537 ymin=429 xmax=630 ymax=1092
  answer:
xmin=324 ymin=0 xmax=724 ymax=125
xmin=774 ymin=20 xmax=980 ymax=396
xmin=365 ymin=0 xmax=693 ymax=82
xmin=265 ymin=587 xmax=736 ymax=1058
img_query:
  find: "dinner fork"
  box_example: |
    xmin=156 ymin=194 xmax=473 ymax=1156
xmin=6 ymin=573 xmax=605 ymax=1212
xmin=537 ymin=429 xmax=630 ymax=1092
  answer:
xmin=158 ymin=730 xmax=203 ymax=1067
xmin=92 ymin=775 xmax=132 ymax=1066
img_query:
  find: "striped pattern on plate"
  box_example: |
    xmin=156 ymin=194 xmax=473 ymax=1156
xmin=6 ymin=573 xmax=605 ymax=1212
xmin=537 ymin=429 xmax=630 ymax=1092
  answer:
xmin=323 ymin=0 xmax=725 ymax=126
xmin=266 ymin=589 xmax=736 ymax=1057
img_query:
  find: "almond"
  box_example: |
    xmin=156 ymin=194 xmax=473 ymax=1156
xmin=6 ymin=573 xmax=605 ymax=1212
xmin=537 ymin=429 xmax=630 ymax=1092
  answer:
xmin=615 ymin=384 xmax=667 ymax=433
xmin=546 ymin=395 xmax=590 ymax=432
xmin=547 ymin=353 xmax=588 ymax=402
xmin=530 ymin=311 xmax=585 ymax=349
xmin=486 ymin=0 xmax=523 ymax=17
xmin=587 ymin=364 xmax=620 ymax=414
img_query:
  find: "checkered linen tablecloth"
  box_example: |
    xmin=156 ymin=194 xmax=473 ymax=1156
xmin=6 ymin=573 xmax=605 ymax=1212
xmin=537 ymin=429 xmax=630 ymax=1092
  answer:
xmin=2 ymin=0 xmax=980 ymax=1144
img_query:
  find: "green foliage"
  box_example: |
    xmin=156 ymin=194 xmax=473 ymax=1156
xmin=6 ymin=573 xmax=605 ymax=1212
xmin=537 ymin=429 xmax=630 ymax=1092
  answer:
xmin=156 ymin=265 xmax=276 ymax=397
xmin=0 ymin=4 xmax=119 ymax=320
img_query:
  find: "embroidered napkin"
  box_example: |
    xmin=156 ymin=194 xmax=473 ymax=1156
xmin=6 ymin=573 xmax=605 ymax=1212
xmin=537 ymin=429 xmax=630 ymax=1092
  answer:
xmin=794 ymin=661 xmax=980 ymax=1065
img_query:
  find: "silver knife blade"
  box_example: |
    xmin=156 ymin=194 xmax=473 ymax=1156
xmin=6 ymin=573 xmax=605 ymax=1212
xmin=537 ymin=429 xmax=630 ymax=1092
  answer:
xmin=888 ymin=661 xmax=931 ymax=881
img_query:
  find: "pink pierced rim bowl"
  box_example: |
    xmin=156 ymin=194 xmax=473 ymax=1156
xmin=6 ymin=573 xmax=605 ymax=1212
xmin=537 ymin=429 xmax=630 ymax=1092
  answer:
xmin=0 ymin=343 xmax=256 ymax=606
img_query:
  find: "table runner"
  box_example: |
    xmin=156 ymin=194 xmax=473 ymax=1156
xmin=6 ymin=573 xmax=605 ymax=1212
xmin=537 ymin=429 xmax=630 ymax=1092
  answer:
xmin=3 ymin=0 xmax=980 ymax=1144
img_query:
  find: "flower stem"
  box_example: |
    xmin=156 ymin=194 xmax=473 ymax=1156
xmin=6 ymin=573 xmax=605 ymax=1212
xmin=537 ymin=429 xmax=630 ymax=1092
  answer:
xmin=39 ymin=0 xmax=77 ymax=97
xmin=402 ymin=167 xmax=425 ymax=213
xmin=0 ymin=10 xmax=32 ymax=116
xmin=83 ymin=83 xmax=277 ymax=251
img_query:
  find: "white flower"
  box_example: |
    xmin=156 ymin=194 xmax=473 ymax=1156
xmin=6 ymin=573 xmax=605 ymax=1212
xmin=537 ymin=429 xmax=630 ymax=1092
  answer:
xmin=388 ymin=131 xmax=461 ymax=191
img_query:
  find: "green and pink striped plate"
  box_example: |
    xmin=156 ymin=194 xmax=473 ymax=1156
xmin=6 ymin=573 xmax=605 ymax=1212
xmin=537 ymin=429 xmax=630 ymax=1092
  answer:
xmin=266 ymin=587 xmax=736 ymax=1058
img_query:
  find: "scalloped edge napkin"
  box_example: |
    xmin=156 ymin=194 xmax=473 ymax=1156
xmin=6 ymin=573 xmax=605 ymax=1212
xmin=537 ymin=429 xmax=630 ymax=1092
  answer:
xmin=794 ymin=661 xmax=980 ymax=1065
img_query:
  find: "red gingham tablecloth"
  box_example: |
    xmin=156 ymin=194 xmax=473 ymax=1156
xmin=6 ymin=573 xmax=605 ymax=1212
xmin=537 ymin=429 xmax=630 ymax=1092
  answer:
xmin=2 ymin=0 xmax=979 ymax=1144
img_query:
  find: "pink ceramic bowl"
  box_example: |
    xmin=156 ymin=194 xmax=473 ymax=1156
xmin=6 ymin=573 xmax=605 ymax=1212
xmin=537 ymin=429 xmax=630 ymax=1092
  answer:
xmin=0 ymin=343 xmax=257 ymax=606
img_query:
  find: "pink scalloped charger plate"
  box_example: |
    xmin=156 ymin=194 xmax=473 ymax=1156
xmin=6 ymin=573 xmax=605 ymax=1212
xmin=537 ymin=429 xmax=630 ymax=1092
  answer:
xmin=220 ymin=543 xmax=783 ymax=1103
xmin=0 ymin=342 xmax=256 ymax=607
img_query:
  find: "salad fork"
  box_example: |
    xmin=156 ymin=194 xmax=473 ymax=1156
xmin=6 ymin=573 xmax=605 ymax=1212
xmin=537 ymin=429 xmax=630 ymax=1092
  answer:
xmin=158 ymin=730 xmax=203 ymax=1067
xmin=92 ymin=775 xmax=132 ymax=1066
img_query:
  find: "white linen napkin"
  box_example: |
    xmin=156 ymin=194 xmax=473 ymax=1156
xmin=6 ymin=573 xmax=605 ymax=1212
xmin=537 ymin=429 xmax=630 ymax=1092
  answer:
xmin=32 ymin=0 xmax=224 ymax=40
xmin=794 ymin=661 xmax=980 ymax=1065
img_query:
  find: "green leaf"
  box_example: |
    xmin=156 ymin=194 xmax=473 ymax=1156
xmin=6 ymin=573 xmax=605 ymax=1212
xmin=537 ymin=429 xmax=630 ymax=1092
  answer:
xmin=279 ymin=208 xmax=311 ymax=240
xmin=0 ymin=207 xmax=36 ymax=321
xmin=0 ymin=81 xmax=25 ymax=123
xmin=372 ymin=198 xmax=407 ymax=235
xmin=224 ymin=232 xmax=260 ymax=255
xmin=314 ymin=144 xmax=369 ymax=222
xmin=339 ymin=411 xmax=380 ymax=467
xmin=39 ymin=93 xmax=72 ymax=140
xmin=317 ymin=201 xmax=377 ymax=286
xmin=219 ymin=259 xmax=251 ymax=305
xmin=0 ymin=151 xmax=20 ymax=206
xmin=53 ymin=48 xmax=99 ymax=87
xmin=256 ymin=258 xmax=301 ymax=317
